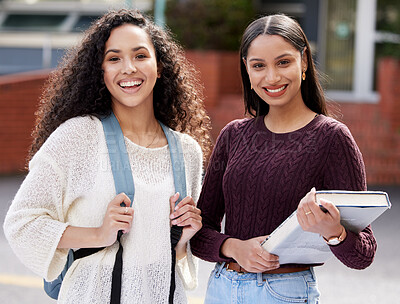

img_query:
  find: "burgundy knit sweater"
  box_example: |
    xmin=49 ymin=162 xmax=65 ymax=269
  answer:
xmin=191 ymin=115 xmax=376 ymax=270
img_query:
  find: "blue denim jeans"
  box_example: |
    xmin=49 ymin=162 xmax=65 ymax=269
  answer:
xmin=204 ymin=263 xmax=320 ymax=304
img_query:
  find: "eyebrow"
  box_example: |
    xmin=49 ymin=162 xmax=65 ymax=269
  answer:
xmin=104 ymin=46 xmax=149 ymax=56
xmin=248 ymin=53 xmax=295 ymax=62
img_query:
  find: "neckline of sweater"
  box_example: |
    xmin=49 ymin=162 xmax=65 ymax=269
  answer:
xmin=254 ymin=114 xmax=324 ymax=139
xmin=124 ymin=136 xmax=169 ymax=151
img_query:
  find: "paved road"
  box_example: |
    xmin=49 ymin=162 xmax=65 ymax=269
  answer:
xmin=1 ymin=175 xmax=399 ymax=303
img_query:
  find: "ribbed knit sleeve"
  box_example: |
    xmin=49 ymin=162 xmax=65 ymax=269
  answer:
xmin=322 ymin=122 xmax=376 ymax=269
xmin=3 ymin=153 xmax=70 ymax=280
xmin=3 ymin=116 xmax=103 ymax=281
xmin=190 ymin=122 xmax=235 ymax=263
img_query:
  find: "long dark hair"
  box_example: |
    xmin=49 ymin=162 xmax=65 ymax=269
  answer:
xmin=29 ymin=9 xmax=212 ymax=162
xmin=239 ymin=14 xmax=328 ymax=117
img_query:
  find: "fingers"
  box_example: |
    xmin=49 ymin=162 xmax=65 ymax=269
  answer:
xmin=172 ymin=195 xmax=196 ymax=211
xmin=170 ymin=196 xmax=201 ymax=223
xmin=172 ymin=195 xmax=203 ymax=246
xmin=111 ymin=193 xmax=134 ymax=218
xmin=297 ymin=187 xmax=327 ymax=221
xmin=257 ymin=247 xmax=279 ymax=266
xmin=107 ymin=193 xmax=134 ymax=232
xmin=297 ymin=188 xmax=343 ymax=237
xmin=319 ymin=198 xmax=340 ymax=219
xmin=112 ymin=192 xmax=132 ymax=208
xmin=234 ymin=237 xmax=280 ymax=273
xmin=119 ymin=205 xmax=134 ymax=217
xmin=240 ymin=248 xmax=279 ymax=273
xmin=171 ymin=211 xmax=202 ymax=227
xmin=170 ymin=204 xmax=202 ymax=228
xmin=169 ymin=192 xmax=180 ymax=214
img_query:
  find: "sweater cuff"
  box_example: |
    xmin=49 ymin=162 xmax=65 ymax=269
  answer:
xmin=176 ymin=242 xmax=198 ymax=290
xmin=216 ymin=235 xmax=235 ymax=263
xmin=329 ymin=229 xmax=357 ymax=257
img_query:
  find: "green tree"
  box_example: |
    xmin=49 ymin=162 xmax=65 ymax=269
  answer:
xmin=376 ymin=0 xmax=400 ymax=58
xmin=165 ymin=0 xmax=255 ymax=50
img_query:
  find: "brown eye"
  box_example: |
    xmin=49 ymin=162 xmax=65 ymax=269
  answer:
xmin=252 ymin=63 xmax=264 ymax=69
xmin=278 ymin=60 xmax=290 ymax=66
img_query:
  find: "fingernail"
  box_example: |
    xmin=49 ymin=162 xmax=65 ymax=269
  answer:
xmin=174 ymin=205 xmax=179 ymax=211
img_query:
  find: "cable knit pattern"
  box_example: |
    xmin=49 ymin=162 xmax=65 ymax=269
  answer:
xmin=191 ymin=115 xmax=376 ymax=270
xmin=3 ymin=116 xmax=202 ymax=304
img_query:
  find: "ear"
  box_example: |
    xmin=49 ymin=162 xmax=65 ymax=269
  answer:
xmin=301 ymin=47 xmax=308 ymax=72
xmin=242 ymin=57 xmax=249 ymax=73
xmin=157 ymin=62 xmax=163 ymax=78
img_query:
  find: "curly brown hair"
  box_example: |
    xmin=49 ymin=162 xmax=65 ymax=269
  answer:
xmin=29 ymin=9 xmax=212 ymax=163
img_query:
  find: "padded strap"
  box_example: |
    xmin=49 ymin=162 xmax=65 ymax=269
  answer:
xmin=101 ymin=113 xmax=134 ymax=304
xmin=160 ymin=123 xmax=186 ymax=304
xmin=101 ymin=116 xmax=186 ymax=304
xmin=101 ymin=113 xmax=135 ymax=203
xmin=160 ymin=122 xmax=187 ymax=205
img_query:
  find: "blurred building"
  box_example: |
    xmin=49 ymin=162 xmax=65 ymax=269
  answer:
xmin=258 ymin=0 xmax=394 ymax=103
xmin=1 ymin=0 xmax=396 ymax=100
xmin=0 ymin=0 xmax=152 ymax=74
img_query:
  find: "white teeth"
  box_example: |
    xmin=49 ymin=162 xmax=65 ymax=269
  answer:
xmin=266 ymin=85 xmax=286 ymax=93
xmin=120 ymin=80 xmax=142 ymax=87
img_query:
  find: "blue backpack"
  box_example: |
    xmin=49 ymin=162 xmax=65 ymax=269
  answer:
xmin=44 ymin=112 xmax=185 ymax=303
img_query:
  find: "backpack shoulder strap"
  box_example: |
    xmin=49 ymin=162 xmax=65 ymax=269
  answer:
xmin=160 ymin=122 xmax=187 ymax=205
xmin=159 ymin=123 xmax=186 ymax=304
xmin=101 ymin=112 xmax=135 ymax=202
xmin=100 ymin=112 xmax=134 ymax=304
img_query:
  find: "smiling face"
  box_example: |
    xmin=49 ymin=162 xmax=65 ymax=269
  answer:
xmin=244 ymin=34 xmax=307 ymax=110
xmin=102 ymin=24 xmax=159 ymax=113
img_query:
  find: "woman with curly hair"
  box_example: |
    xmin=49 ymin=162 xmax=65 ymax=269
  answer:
xmin=4 ymin=9 xmax=212 ymax=304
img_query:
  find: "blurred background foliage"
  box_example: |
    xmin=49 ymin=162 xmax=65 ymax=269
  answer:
xmin=165 ymin=0 xmax=255 ymax=50
xmin=376 ymin=0 xmax=400 ymax=58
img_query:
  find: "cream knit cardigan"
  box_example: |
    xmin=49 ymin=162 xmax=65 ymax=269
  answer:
xmin=3 ymin=116 xmax=203 ymax=304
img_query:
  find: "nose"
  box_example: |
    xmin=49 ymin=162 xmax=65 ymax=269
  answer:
xmin=121 ymin=59 xmax=137 ymax=74
xmin=264 ymin=68 xmax=281 ymax=84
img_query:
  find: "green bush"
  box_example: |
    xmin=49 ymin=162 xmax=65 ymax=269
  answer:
xmin=376 ymin=0 xmax=400 ymax=58
xmin=165 ymin=0 xmax=255 ymax=50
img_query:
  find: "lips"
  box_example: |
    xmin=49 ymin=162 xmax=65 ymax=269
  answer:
xmin=263 ymin=84 xmax=288 ymax=97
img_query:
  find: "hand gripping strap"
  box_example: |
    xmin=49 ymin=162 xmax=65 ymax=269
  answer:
xmin=160 ymin=123 xmax=186 ymax=304
xmin=101 ymin=113 xmax=134 ymax=304
xmin=102 ymin=117 xmax=186 ymax=304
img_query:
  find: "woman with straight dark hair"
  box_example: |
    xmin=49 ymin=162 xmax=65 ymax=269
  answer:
xmin=191 ymin=14 xmax=376 ymax=303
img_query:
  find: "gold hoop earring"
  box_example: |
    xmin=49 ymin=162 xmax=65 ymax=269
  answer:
xmin=302 ymin=71 xmax=306 ymax=81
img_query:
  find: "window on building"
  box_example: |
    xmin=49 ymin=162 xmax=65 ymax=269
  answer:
xmin=323 ymin=0 xmax=356 ymax=91
xmin=2 ymin=14 xmax=67 ymax=31
xmin=374 ymin=0 xmax=400 ymax=90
